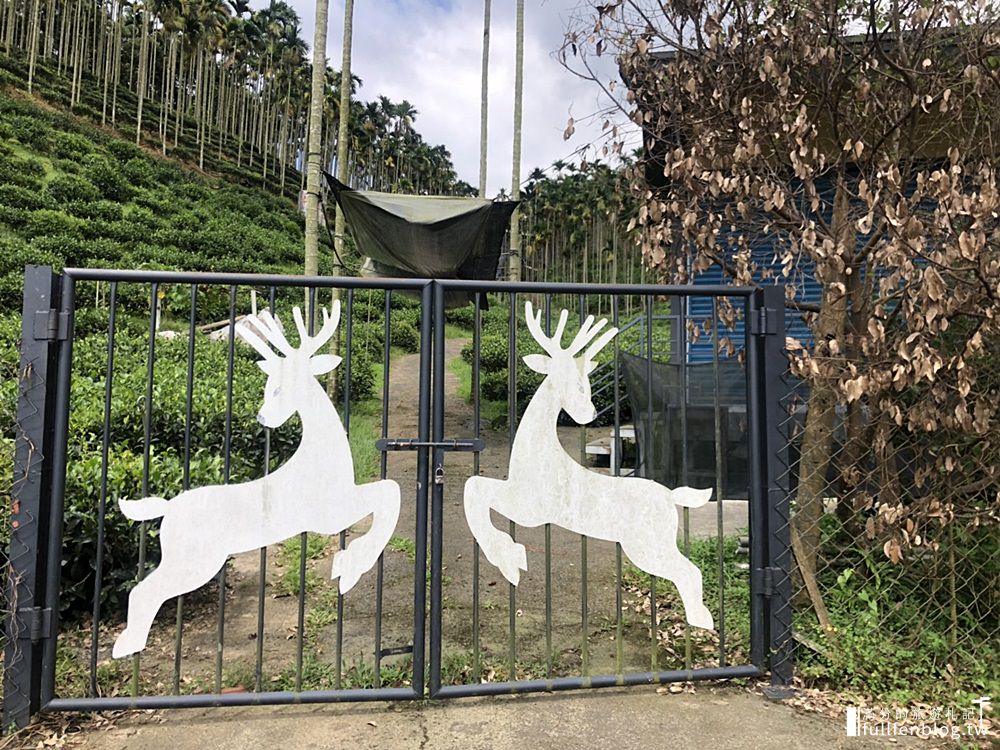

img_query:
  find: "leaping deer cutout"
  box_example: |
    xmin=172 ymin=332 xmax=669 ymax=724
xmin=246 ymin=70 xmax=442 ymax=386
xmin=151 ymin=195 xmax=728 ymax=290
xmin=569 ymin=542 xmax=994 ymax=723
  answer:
xmin=464 ymin=302 xmax=715 ymax=631
xmin=112 ymin=302 xmax=401 ymax=659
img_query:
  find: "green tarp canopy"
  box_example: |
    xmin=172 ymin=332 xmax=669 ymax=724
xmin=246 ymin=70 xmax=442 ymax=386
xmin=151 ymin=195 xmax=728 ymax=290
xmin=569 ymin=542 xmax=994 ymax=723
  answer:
xmin=324 ymin=175 xmax=517 ymax=301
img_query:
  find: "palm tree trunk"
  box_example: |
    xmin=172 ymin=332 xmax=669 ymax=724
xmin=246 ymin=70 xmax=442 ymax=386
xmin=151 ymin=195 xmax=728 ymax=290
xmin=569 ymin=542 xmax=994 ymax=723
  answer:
xmin=508 ymin=0 xmax=524 ymax=281
xmin=135 ymin=2 xmax=150 ymax=144
xmin=26 ymin=0 xmax=40 ymax=93
xmin=333 ymin=0 xmax=354 ymax=272
xmin=478 ymin=0 xmax=490 ymax=197
xmin=303 ymin=0 xmax=330 ymax=276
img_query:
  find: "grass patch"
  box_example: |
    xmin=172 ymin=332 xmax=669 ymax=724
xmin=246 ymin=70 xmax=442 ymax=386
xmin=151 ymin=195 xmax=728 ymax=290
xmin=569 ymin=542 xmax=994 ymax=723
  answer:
xmin=447 ymin=354 xmax=507 ymax=427
xmin=348 ymin=399 xmax=381 ymax=482
xmin=622 ymin=532 xmax=751 ymax=661
xmin=387 ymin=535 xmax=417 ymax=561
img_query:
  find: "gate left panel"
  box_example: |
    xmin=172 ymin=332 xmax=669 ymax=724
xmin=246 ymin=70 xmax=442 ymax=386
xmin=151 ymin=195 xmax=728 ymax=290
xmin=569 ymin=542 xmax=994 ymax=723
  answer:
xmin=10 ymin=268 xmax=432 ymax=720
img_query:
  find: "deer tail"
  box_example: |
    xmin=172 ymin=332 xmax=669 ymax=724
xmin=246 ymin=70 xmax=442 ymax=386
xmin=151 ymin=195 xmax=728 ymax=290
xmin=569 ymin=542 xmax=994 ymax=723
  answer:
xmin=118 ymin=496 xmax=169 ymax=521
xmin=671 ymin=487 xmax=713 ymax=508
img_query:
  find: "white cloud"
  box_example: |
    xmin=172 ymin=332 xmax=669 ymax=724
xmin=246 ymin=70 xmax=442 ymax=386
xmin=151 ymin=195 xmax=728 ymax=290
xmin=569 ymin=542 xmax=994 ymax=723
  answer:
xmin=287 ymin=0 xmax=629 ymax=196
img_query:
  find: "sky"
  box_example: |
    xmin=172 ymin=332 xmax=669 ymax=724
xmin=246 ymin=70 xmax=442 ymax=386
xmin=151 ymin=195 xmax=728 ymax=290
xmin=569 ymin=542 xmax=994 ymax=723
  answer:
xmin=286 ymin=0 xmax=629 ymax=196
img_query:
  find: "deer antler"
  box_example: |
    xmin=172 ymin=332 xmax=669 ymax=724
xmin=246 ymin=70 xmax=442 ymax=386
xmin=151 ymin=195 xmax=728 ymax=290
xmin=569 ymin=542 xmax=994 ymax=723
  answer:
xmin=292 ymin=302 xmax=341 ymax=357
xmin=236 ymin=309 xmax=294 ymax=360
xmin=523 ymin=302 xmax=616 ymax=359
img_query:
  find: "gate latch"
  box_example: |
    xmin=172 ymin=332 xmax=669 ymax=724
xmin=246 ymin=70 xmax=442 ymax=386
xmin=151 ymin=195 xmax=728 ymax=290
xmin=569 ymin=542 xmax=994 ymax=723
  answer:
xmin=17 ymin=606 xmax=54 ymax=643
xmin=376 ymin=438 xmax=484 ymax=452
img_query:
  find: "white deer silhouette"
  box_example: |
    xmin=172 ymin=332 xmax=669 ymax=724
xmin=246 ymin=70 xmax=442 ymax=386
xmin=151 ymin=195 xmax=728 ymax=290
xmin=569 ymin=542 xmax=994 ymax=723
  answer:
xmin=464 ymin=302 xmax=715 ymax=631
xmin=112 ymin=302 xmax=401 ymax=658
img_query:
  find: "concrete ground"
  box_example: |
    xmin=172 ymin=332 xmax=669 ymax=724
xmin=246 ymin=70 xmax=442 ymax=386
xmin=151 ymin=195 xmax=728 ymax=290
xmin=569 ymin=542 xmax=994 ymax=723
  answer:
xmin=80 ymin=687 xmax=923 ymax=750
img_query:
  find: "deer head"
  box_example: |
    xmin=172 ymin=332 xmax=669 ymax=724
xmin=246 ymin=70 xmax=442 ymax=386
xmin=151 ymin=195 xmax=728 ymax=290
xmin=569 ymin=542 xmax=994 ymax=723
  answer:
xmin=236 ymin=303 xmax=342 ymax=428
xmin=523 ymin=301 xmax=619 ymax=425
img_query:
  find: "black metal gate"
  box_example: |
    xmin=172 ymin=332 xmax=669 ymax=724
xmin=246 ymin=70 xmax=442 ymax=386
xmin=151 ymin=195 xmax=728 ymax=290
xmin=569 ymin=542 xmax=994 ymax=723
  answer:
xmin=3 ymin=266 xmax=791 ymax=729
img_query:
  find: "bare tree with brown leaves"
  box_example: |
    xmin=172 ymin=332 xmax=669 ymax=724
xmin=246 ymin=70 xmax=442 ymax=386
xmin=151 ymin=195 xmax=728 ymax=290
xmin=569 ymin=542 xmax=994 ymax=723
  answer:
xmin=563 ymin=1 xmax=1000 ymax=601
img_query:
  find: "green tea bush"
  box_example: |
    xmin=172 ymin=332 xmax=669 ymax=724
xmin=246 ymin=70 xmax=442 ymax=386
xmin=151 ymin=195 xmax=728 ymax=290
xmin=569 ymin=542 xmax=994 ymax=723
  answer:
xmin=122 ymin=157 xmax=155 ymax=188
xmin=82 ymin=153 xmax=132 ymax=202
xmin=0 ymin=155 xmax=44 ymax=189
xmin=0 ymin=183 xmax=54 ymax=211
xmin=391 ymin=322 xmax=419 ymax=353
xmin=47 ymin=173 xmax=100 ymax=204
xmin=445 ymin=304 xmax=475 ymax=329
xmin=26 ymin=208 xmax=82 ymax=237
xmin=7 ymin=114 xmax=52 ymax=150
xmin=51 ymin=130 xmax=94 ymax=160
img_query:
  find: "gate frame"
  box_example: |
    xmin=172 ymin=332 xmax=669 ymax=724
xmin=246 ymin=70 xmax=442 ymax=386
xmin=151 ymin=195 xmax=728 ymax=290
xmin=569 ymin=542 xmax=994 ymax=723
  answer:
xmin=3 ymin=268 xmax=792 ymax=731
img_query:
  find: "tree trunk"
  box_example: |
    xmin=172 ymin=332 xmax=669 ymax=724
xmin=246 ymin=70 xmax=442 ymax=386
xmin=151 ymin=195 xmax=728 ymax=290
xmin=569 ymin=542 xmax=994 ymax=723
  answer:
xmin=478 ymin=0 xmax=490 ymax=197
xmin=304 ymin=0 xmax=329 ymax=278
xmin=135 ymin=2 xmax=150 ymax=144
xmin=508 ymin=0 xmax=524 ymax=281
xmin=790 ymin=175 xmax=852 ymax=620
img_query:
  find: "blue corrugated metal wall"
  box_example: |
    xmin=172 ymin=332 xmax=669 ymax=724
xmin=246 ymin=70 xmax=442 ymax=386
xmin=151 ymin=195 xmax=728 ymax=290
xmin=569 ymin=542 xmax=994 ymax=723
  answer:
xmin=686 ymin=245 xmax=820 ymax=363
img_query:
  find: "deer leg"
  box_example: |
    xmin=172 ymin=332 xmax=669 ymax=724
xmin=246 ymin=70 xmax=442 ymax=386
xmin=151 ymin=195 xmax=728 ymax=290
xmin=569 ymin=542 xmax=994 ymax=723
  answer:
xmin=331 ymin=480 xmax=401 ymax=594
xmin=113 ymin=552 xmax=226 ymax=658
xmin=622 ymin=538 xmax=714 ymax=631
xmin=463 ymin=476 xmax=527 ymax=586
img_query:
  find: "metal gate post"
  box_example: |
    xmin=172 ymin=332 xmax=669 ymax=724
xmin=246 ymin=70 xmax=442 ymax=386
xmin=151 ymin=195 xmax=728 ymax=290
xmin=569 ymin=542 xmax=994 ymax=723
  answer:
xmin=3 ymin=266 xmax=63 ymax=731
xmin=760 ymin=286 xmax=793 ymax=688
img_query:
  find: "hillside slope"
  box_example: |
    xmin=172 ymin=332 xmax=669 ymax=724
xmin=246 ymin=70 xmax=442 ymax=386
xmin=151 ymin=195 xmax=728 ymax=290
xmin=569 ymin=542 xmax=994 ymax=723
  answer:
xmin=0 ymin=86 xmax=321 ymax=314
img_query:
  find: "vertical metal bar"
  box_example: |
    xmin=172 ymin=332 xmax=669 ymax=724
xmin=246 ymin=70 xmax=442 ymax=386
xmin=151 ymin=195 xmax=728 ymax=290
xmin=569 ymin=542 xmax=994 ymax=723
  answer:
xmin=762 ymin=286 xmax=793 ymax=686
xmin=471 ymin=292 xmax=482 ymax=683
xmin=578 ymin=295 xmax=589 ymax=679
xmin=296 ymin=288 xmax=316 ymax=692
xmin=374 ymin=289 xmax=392 ymax=688
xmin=255 ymin=287 xmax=276 ymax=693
xmin=644 ymin=294 xmax=657 ymax=671
xmin=428 ymin=283 xmax=446 ymax=694
xmin=89 ymin=283 xmax=117 ymax=696
xmin=506 ymin=292 xmax=517 ymax=680
xmin=40 ymin=273 xmax=74 ymax=707
xmin=131 ymin=282 xmax=158 ymax=697
xmin=5 ymin=266 xmax=59 ymax=729
xmin=174 ymin=284 xmax=198 ymax=694
xmin=334 ymin=288 xmax=352 ymax=689
xmin=543 ymin=295 xmax=552 ymax=679
xmin=412 ymin=282 xmax=433 ymax=697
xmin=216 ymin=285 xmax=237 ymax=694
xmin=679 ymin=295 xmax=692 ymax=669
xmin=746 ymin=293 xmax=767 ymax=670
xmin=712 ymin=296 xmax=727 ymax=667
xmin=612 ymin=295 xmax=623 ymax=679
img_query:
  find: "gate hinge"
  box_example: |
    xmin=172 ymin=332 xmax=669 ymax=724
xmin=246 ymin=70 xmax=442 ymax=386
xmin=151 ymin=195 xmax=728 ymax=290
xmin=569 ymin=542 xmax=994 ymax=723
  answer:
xmin=752 ymin=567 xmax=782 ymax=597
xmin=749 ymin=308 xmax=777 ymax=336
xmin=17 ymin=607 xmax=54 ymax=643
xmin=32 ymin=309 xmax=69 ymax=341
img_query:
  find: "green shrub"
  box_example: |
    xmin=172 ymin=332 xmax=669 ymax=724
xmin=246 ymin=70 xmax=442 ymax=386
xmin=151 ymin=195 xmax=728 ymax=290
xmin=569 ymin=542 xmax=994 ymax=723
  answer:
xmin=7 ymin=114 xmax=52 ymax=150
xmin=391 ymin=321 xmax=419 ymax=353
xmin=445 ymin=304 xmax=475 ymax=329
xmin=26 ymin=208 xmax=82 ymax=237
xmin=122 ymin=157 xmax=155 ymax=187
xmin=82 ymin=153 xmax=132 ymax=202
xmin=0 ymin=155 xmax=43 ymax=189
xmin=344 ymin=349 xmax=377 ymax=401
xmin=47 ymin=173 xmax=100 ymax=204
xmin=106 ymin=139 xmax=143 ymax=163
xmin=51 ymin=130 xmax=94 ymax=160
xmin=0 ymin=183 xmax=53 ymax=211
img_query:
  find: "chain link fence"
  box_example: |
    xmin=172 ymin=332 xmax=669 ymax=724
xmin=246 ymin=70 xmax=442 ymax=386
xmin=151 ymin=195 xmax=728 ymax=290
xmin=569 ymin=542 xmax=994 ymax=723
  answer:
xmin=780 ymin=357 xmax=999 ymax=706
